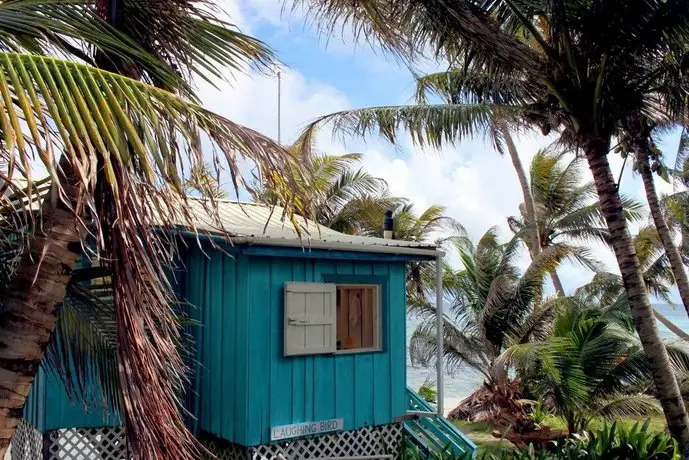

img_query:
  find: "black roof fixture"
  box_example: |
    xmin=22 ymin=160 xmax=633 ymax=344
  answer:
xmin=383 ymin=210 xmax=394 ymax=239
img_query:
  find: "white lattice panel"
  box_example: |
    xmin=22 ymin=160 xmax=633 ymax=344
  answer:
xmin=12 ymin=422 xmax=401 ymax=459
xmin=45 ymin=427 xmax=129 ymax=460
xmin=249 ymin=424 xmax=403 ymax=460
xmin=201 ymin=436 xmax=249 ymax=460
xmin=10 ymin=420 xmax=43 ymax=460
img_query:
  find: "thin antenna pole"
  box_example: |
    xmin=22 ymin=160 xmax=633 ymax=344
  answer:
xmin=277 ymin=71 xmax=282 ymax=145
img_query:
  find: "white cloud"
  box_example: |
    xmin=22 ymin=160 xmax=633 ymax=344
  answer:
xmin=197 ymin=0 xmax=687 ymax=302
xmin=196 ymin=55 xmax=349 ymax=144
xmin=356 ymin=133 xmax=550 ymax=240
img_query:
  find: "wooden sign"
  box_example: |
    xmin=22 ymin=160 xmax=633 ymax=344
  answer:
xmin=270 ymin=418 xmax=344 ymax=441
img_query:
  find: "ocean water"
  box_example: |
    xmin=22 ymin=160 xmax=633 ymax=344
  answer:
xmin=406 ymin=303 xmax=689 ymax=414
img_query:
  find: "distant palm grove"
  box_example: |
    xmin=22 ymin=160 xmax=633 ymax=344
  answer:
xmin=1 ymin=0 xmax=689 ymax=460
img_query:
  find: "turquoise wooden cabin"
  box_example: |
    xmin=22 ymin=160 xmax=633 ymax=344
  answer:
xmin=12 ymin=200 xmax=476 ymax=459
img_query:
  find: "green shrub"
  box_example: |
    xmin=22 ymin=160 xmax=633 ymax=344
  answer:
xmin=557 ymin=421 xmax=678 ymax=460
xmin=529 ymin=400 xmax=551 ymax=428
xmin=419 ymin=377 xmax=438 ymax=405
xmin=403 ymin=421 xmax=678 ymax=460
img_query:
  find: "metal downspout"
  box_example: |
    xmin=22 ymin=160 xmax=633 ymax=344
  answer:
xmin=435 ymin=250 xmax=445 ymax=417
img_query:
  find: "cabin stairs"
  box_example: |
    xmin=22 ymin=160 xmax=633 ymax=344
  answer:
xmin=403 ymin=388 xmax=477 ymax=459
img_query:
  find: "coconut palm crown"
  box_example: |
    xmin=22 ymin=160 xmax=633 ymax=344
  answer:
xmin=0 ymin=1 xmax=302 ymax=457
xmin=295 ymin=0 xmax=689 ymax=446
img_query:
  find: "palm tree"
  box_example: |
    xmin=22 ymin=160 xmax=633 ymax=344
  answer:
xmin=655 ymin=130 xmax=689 ymax=272
xmin=508 ymin=148 xmax=645 ymax=294
xmin=297 ymin=0 xmax=689 ymax=444
xmin=408 ymin=228 xmax=576 ymax=421
xmin=253 ymin=143 xmax=466 ymax=300
xmin=665 ymin=129 xmax=689 ymax=261
xmin=577 ymin=226 xmax=689 ymax=342
xmin=416 ymin=77 xmax=543 ymax=260
xmin=502 ymin=299 xmax=685 ymax=435
xmin=253 ymin=141 xmax=400 ymax=234
xmin=0 ymin=2 xmax=301 ymax=457
xmin=621 ymin=126 xmax=689 ymax=322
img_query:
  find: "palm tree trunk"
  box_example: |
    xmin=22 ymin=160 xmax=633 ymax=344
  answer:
xmin=549 ymin=270 xmax=565 ymax=296
xmin=501 ymin=127 xmax=565 ymax=296
xmin=0 ymin=177 xmax=83 ymax=455
xmin=566 ymin=412 xmax=576 ymax=436
xmin=500 ymin=126 xmax=541 ymax=257
xmin=654 ymin=307 xmax=689 ymax=342
xmin=584 ymin=136 xmax=689 ymax=450
xmin=638 ymin=148 xmax=689 ymax=319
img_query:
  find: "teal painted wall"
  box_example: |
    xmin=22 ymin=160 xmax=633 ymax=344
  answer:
xmin=184 ymin=245 xmax=408 ymax=446
xmin=22 ymin=242 xmax=410 ymax=443
xmin=22 ymin=366 xmax=46 ymax=431
xmin=181 ymin=246 xmax=250 ymax=442
xmin=22 ymin=365 xmax=120 ymax=431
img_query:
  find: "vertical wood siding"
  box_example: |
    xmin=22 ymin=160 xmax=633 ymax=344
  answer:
xmin=187 ymin=246 xmax=408 ymax=446
xmin=23 ymin=365 xmax=120 ymax=431
xmin=183 ymin=248 xmax=251 ymax=444
xmin=22 ymin=243 xmax=410 ymax=447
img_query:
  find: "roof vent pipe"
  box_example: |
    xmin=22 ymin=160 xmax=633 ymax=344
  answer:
xmin=383 ymin=210 xmax=394 ymax=239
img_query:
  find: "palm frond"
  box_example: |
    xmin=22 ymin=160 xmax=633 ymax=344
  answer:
xmin=516 ymin=243 xmax=572 ymax=303
xmin=551 ymin=195 xmax=644 ymax=246
xmin=417 ymin=376 xmax=437 ymax=404
xmin=575 ymin=272 xmax=623 ymax=306
xmin=0 ymin=0 xmax=195 ymax=93
xmin=537 ymin=338 xmax=591 ymax=415
xmin=620 ymin=195 xmax=648 ymax=222
xmin=415 ymin=68 xmax=537 ymax=106
xmin=299 ymin=104 xmax=508 ymax=151
xmin=0 ymin=52 xmax=302 ymax=460
xmin=295 ymin=0 xmax=545 ymax=74
xmin=44 ymin=280 xmax=120 ymax=415
xmin=674 ymin=128 xmax=689 ymax=190
xmin=326 ymin=195 xmax=404 ymax=234
xmin=324 ymin=167 xmax=387 ymax=212
xmin=409 ymin=317 xmax=492 ymax=379
xmin=95 ymin=0 xmax=276 ymax=86
xmin=185 ymin=163 xmax=229 ymax=200
xmin=0 ymin=52 xmax=300 ymax=216
xmin=594 ymin=347 xmax=653 ymax=396
xmin=507 ymin=296 xmax=563 ymax=344
xmin=593 ymin=395 xmax=662 ymax=419
xmin=667 ymin=342 xmax=689 ymax=374
xmin=497 ymin=339 xmax=550 ymax=373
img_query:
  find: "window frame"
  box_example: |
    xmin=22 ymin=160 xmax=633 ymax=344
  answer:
xmin=322 ymin=274 xmax=388 ymax=355
xmin=333 ymin=283 xmax=382 ymax=355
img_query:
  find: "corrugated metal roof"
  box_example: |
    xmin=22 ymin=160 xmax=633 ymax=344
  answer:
xmin=0 ymin=183 xmax=437 ymax=256
xmin=183 ymin=198 xmax=438 ymax=255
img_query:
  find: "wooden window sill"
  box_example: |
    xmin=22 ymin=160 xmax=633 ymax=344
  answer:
xmin=333 ymin=347 xmax=381 ymax=355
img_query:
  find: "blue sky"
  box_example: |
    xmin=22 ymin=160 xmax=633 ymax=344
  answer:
xmin=199 ymin=0 xmax=685 ymax=302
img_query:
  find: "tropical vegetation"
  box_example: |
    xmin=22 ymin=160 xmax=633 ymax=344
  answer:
xmin=401 ymin=422 xmax=678 ymax=459
xmin=507 ymin=148 xmax=643 ymax=294
xmin=0 ymin=1 xmax=302 ymax=458
xmin=3 ymin=0 xmax=689 ymax=458
xmin=298 ymin=0 xmax=689 ymax=449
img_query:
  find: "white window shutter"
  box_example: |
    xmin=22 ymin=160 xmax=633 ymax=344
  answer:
xmin=284 ymin=282 xmax=337 ymax=356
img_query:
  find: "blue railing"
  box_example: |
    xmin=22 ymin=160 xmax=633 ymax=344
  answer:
xmin=404 ymin=388 xmax=478 ymax=458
